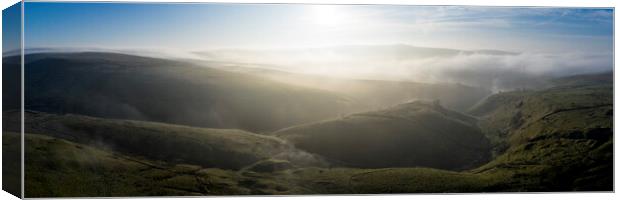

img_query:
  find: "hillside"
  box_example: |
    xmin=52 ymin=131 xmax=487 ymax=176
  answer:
xmin=467 ymin=72 xmax=613 ymax=191
xmin=9 ymin=71 xmax=613 ymax=197
xmin=2 ymin=132 xmax=21 ymax=197
xmin=14 ymin=132 xmax=252 ymax=197
xmin=4 ymin=51 xmax=493 ymax=134
xmin=8 ymin=112 xmax=498 ymax=197
xmin=7 ymin=111 xmax=326 ymax=170
xmin=274 ymin=101 xmax=492 ymax=170
xmin=468 ymin=72 xmax=613 ymax=155
xmin=4 ymin=52 xmax=613 ymax=196
xmin=11 ymin=132 xmax=494 ymax=197
xmin=10 ymin=52 xmax=356 ymax=132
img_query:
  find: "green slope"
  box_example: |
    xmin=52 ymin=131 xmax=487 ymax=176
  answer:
xmin=13 ymin=131 xmax=501 ymax=197
xmin=15 ymin=111 xmax=325 ymax=170
xmin=467 ymin=72 xmax=613 ymax=191
xmin=15 ymin=52 xmax=355 ymax=132
xmin=16 ymin=132 xmax=254 ymax=197
xmin=11 ymin=70 xmax=613 ymax=196
xmin=2 ymin=132 xmax=21 ymax=197
xmin=274 ymin=101 xmax=492 ymax=170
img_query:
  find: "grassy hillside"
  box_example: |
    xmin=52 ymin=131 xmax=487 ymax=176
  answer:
xmin=274 ymin=101 xmax=492 ymax=170
xmin=2 ymin=132 xmax=21 ymax=197
xmin=9 ymin=108 xmax=501 ymax=197
xmin=14 ymin=132 xmax=496 ymax=197
xmin=14 ymin=111 xmax=325 ymax=170
xmin=8 ymin=61 xmax=612 ymax=196
xmin=14 ymin=127 xmax=548 ymax=197
xmin=468 ymin=72 xmax=613 ymax=155
xmin=19 ymin=127 xmax=608 ymax=197
xmin=467 ymin=72 xmax=613 ymax=191
xmin=14 ymin=71 xmax=613 ymax=197
xmin=14 ymin=52 xmax=357 ymax=132
xmin=17 ymin=132 xmax=251 ymax=197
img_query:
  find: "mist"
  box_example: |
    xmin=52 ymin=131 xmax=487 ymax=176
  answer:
xmin=194 ymin=44 xmax=612 ymax=91
xmin=20 ymin=44 xmax=612 ymax=92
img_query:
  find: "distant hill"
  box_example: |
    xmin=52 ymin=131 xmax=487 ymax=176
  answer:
xmin=9 ymin=52 xmax=358 ymax=132
xmin=274 ymin=101 xmax=492 ymax=170
xmin=549 ymin=71 xmax=613 ymax=88
xmin=195 ymin=44 xmax=519 ymax=63
xmin=2 ymin=55 xmax=20 ymax=110
xmin=9 ymin=52 xmax=492 ymax=132
xmin=213 ymin=65 xmax=492 ymax=112
xmin=194 ymin=44 xmax=534 ymax=92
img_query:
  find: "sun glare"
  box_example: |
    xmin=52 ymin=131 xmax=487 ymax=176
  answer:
xmin=309 ymin=5 xmax=348 ymax=26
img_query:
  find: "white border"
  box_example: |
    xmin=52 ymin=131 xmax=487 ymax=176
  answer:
xmin=0 ymin=1 xmax=617 ymax=200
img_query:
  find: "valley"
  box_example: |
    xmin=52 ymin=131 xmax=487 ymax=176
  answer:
xmin=1 ymin=52 xmax=613 ymax=196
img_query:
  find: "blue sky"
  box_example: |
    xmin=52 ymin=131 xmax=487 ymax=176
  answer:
xmin=3 ymin=2 xmax=20 ymax=53
xmin=24 ymin=3 xmax=613 ymax=53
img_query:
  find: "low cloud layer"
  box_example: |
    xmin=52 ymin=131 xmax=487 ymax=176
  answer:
xmin=20 ymin=44 xmax=612 ymax=92
xmin=195 ymin=44 xmax=612 ymax=91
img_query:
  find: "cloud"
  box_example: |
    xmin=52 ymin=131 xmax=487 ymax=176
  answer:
xmin=424 ymin=51 xmax=612 ymax=91
xmin=25 ymin=44 xmax=611 ymax=92
xmin=195 ymin=44 xmax=612 ymax=91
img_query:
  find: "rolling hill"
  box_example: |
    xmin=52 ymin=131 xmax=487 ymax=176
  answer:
xmin=2 ymin=111 xmax=509 ymax=197
xmin=467 ymin=72 xmax=613 ymax=191
xmin=5 ymin=111 xmax=328 ymax=170
xmin=6 ymin=72 xmax=612 ymax=197
xmin=2 ymin=51 xmax=612 ymax=196
xmin=7 ymin=52 xmax=356 ymax=132
xmin=274 ymin=100 xmax=492 ymax=170
xmin=12 ymin=132 xmax=495 ymax=197
xmin=7 ymin=110 xmax=497 ymax=197
xmin=6 ymin=52 xmax=493 ymax=135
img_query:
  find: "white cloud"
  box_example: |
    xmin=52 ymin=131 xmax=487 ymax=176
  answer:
xmin=195 ymin=44 xmax=612 ymax=91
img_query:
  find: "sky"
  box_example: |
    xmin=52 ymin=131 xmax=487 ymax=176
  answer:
xmin=24 ymin=3 xmax=613 ymax=53
xmin=20 ymin=3 xmax=614 ymax=89
xmin=3 ymin=2 xmax=20 ymax=53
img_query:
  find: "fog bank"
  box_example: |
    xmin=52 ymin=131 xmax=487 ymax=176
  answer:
xmin=195 ymin=44 xmax=612 ymax=91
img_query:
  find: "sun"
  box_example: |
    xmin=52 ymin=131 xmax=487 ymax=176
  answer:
xmin=308 ymin=5 xmax=348 ymax=27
